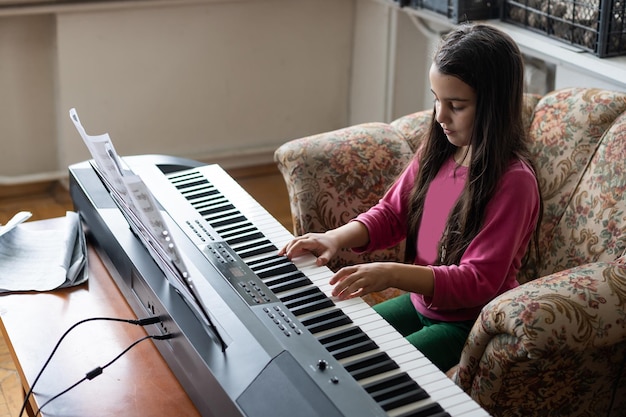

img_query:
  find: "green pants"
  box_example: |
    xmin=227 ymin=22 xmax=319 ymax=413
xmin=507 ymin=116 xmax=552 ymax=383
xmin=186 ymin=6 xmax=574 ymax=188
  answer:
xmin=372 ymin=293 xmax=475 ymax=373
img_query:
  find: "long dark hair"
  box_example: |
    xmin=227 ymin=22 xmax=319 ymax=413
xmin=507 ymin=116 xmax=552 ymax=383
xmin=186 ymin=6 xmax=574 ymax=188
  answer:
xmin=405 ymin=24 xmax=542 ymax=273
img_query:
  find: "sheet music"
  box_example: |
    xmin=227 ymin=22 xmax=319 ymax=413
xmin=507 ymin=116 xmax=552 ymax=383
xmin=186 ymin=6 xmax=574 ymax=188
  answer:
xmin=123 ymin=175 xmax=185 ymax=269
xmin=70 ymin=108 xmax=192 ymax=281
xmin=69 ymin=108 xmax=228 ymax=350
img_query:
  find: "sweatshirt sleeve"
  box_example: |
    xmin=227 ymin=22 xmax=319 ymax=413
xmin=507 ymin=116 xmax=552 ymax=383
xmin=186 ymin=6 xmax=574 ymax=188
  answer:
xmin=352 ymin=158 xmax=419 ymax=252
xmin=427 ymin=161 xmax=540 ymax=311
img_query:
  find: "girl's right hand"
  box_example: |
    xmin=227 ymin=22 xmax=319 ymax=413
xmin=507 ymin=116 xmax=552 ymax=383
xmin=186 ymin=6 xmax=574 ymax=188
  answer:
xmin=278 ymin=232 xmax=339 ymax=266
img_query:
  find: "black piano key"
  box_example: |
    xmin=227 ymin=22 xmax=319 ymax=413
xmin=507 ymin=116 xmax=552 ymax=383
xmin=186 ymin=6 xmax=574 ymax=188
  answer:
xmin=167 ymin=171 xmax=199 ymax=181
xmin=195 ymin=196 xmax=229 ymax=209
xmin=174 ymin=179 xmax=210 ymax=189
xmin=184 ymin=184 xmax=217 ymax=194
xmin=230 ymin=239 xmax=273 ymax=254
xmin=199 ymin=203 xmax=237 ymax=217
xmin=317 ymin=326 xmax=361 ymax=344
xmin=259 ymin=267 xmax=305 ymax=281
xmin=287 ymin=298 xmax=335 ymax=317
xmin=181 ymin=186 xmax=215 ymax=195
xmin=275 ymin=284 xmax=322 ymax=302
xmin=230 ymin=237 xmax=272 ymax=250
xmin=192 ymin=199 xmax=229 ymax=212
xmin=300 ymin=309 xmax=352 ymax=334
xmin=221 ymin=226 xmax=259 ymax=240
xmin=328 ymin=338 xmax=378 ymax=360
xmin=187 ymin=190 xmax=222 ymax=202
xmin=278 ymin=286 xmax=320 ymax=302
xmin=203 ymin=208 xmax=241 ymax=220
xmin=196 ymin=199 xmax=231 ymax=209
xmin=203 ymin=211 xmax=244 ymax=225
xmin=342 ymin=351 xmax=399 ymax=380
xmin=379 ymin=390 xmax=428 ymax=413
xmin=265 ymin=275 xmax=312 ymax=294
xmin=247 ymin=255 xmax=290 ymax=269
xmin=317 ymin=328 xmax=378 ymax=359
xmin=181 ymin=188 xmax=220 ymax=200
xmin=226 ymin=231 xmax=265 ymax=246
xmin=362 ymin=374 xmax=429 ymax=411
xmin=214 ymin=221 xmax=255 ymax=236
xmin=395 ymin=403 xmax=450 ymax=417
xmin=209 ymin=215 xmax=248 ymax=229
xmin=236 ymin=242 xmax=277 ymax=259
xmin=241 ymin=252 xmax=278 ymax=265
xmin=254 ymin=262 xmax=299 ymax=279
xmin=194 ymin=193 xmax=225 ymax=202
xmin=223 ymin=229 xmax=263 ymax=244
xmin=168 ymin=170 xmax=201 ymax=178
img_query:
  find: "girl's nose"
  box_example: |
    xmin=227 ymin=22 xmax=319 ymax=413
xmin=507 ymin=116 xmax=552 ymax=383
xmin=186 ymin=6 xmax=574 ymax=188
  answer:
xmin=435 ymin=107 xmax=448 ymax=125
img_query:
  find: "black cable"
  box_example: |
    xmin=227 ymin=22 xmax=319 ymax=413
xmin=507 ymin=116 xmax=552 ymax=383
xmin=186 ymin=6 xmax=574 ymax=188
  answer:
xmin=18 ymin=316 xmax=162 ymax=417
xmin=33 ymin=333 xmax=172 ymax=417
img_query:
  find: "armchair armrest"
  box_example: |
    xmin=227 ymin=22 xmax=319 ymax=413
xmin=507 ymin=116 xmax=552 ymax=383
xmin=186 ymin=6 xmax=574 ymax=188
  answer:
xmin=454 ymin=261 xmax=626 ymax=416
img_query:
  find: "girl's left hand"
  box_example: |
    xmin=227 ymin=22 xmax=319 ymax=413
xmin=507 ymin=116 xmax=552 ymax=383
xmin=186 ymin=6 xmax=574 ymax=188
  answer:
xmin=329 ymin=263 xmax=393 ymax=300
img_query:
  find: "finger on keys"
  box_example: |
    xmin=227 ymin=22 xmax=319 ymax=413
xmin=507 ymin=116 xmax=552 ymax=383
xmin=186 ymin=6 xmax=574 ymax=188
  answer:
xmin=329 ymin=266 xmax=351 ymax=286
xmin=278 ymin=236 xmax=305 ymax=258
xmin=330 ymin=268 xmax=352 ymax=298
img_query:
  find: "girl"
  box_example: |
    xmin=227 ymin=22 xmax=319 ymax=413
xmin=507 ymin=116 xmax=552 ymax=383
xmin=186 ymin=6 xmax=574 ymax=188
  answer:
xmin=279 ymin=23 xmax=542 ymax=373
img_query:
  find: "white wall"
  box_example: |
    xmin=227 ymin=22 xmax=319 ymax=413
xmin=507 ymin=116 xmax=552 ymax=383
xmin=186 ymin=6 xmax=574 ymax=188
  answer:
xmin=348 ymin=1 xmax=434 ymax=125
xmin=4 ymin=0 xmax=626 ymax=183
xmin=0 ymin=14 xmax=57 ymax=179
xmin=0 ymin=0 xmax=356 ymax=181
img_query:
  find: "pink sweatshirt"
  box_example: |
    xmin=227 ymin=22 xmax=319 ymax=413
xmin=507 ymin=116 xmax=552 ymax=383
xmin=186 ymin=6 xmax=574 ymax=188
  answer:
xmin=354 ymin=156 xmax=540 ymax=322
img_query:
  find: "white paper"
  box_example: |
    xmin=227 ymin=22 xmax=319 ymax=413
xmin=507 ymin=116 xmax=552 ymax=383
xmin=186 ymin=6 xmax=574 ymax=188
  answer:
xmin=0 ymin=212 xmax=87 ymax=292
xmin=123 ymin=174 xmax=188 ymax=276
xmin=0 ymin=211 xmax=32 ymax=238
xmin=69 ymin=108 xmax=132 ymax=205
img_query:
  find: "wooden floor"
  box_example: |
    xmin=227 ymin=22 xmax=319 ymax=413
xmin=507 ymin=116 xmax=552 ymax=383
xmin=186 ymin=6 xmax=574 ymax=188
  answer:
xmin=0 ymin=164 xmax=292 ymax=417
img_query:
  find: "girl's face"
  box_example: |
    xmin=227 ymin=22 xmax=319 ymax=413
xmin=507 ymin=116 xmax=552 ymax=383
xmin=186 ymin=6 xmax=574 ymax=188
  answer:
xmin=429 ymin=64 xmax=476 ymax=149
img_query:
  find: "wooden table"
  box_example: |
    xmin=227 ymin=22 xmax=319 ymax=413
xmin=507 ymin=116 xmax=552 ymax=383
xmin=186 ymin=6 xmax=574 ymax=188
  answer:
xmin=0 ymin=246 xmax=201 ymax=417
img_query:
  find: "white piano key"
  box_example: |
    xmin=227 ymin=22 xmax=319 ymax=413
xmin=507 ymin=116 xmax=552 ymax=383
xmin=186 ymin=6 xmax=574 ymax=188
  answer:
xmin=438 ymin=391 xmax=482 ymax=413
xmin=447 ymin=401 xmax=490 ymax=417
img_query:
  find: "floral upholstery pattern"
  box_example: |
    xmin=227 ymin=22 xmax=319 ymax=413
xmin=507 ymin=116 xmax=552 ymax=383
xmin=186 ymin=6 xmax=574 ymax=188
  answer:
xmin=273 ymin=87 xmax=626 ymax=415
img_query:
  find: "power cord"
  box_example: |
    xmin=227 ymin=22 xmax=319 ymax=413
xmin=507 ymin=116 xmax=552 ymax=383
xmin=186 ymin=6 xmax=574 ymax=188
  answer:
xmin=33 ymin=333 xmax=173 ymax=417
xmin=18 ymin=316 xmax=165 ymax=417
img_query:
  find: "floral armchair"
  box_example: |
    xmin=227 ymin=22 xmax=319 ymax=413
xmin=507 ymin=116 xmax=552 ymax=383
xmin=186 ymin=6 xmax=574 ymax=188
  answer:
xmin=274 ymin=87 xmax=626 ymax=416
